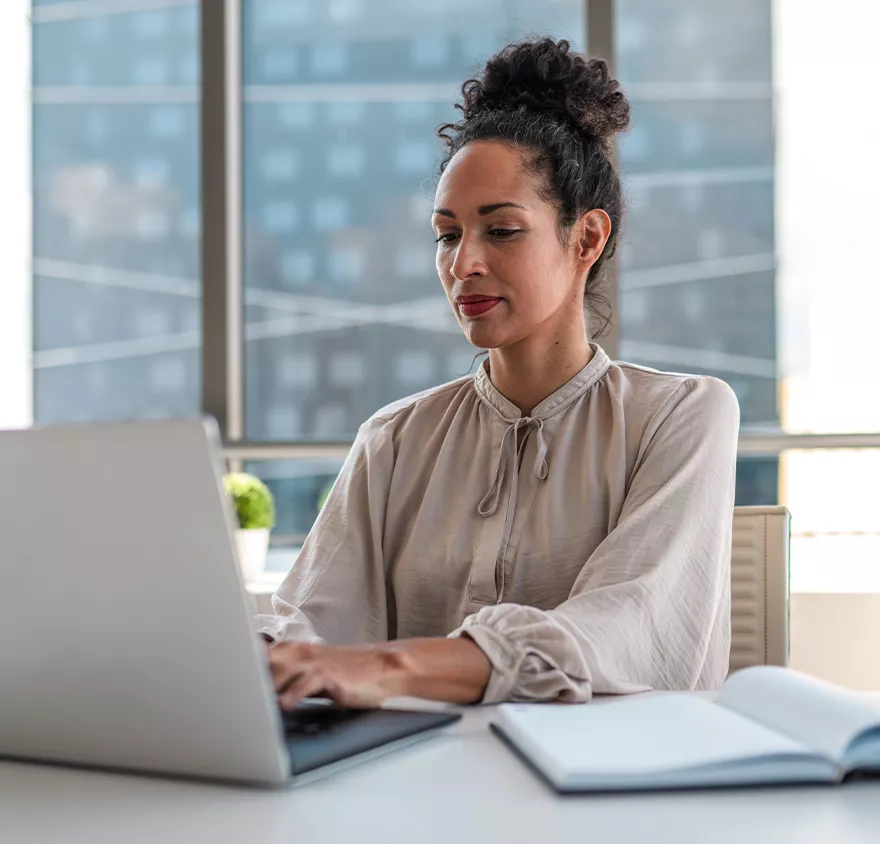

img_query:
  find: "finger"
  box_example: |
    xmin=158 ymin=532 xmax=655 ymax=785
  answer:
xmin=316 ymin=677 xmax=352 ymax=708
xmin=268 ymin=644 xmax=314 ymax=691
xmin=278 ymin=670 xmax=329 ymax=711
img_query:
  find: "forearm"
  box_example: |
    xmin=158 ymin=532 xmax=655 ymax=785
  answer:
xmin=377 ymin=636 xmax=491 ymax=704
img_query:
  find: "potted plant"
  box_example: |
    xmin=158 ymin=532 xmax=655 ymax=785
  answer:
xmin=223 ymin=472 xmax=276 ymax=582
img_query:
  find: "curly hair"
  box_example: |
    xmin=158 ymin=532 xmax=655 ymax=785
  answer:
xmin=437 ymin=37 xmax=630 ymax=336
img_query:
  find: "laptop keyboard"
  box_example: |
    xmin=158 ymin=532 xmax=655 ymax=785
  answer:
xmin=281 ymin=703 xmax=368 ymax=736
xmin=279 ymin=703 xmax=462 ymax=777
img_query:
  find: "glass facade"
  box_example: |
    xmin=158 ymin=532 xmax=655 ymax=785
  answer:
xmin=614 ymin=0 xmax=778 ymax=505
xmin=18 ymin=0 xmax=880 ymax=667
xmin=241 ymin=0 xmax=584 ymax=443
xmin=31 ymin=0 xmax=778 ymax=535
xmin=240 ymin=0 xmax=585 ymax=535
xmin=32 ymin=2 xmax=201 ymax=424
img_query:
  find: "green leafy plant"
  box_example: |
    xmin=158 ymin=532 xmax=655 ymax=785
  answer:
xmin=223 ymin=473 xmax=276 ymax=531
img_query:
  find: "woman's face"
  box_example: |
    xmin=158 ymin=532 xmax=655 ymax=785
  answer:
xmin=432 ymin=140 xmax=608 ymax=351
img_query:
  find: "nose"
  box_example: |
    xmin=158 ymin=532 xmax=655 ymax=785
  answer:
xmin=449 ymin=233 xmax=488 ymax=282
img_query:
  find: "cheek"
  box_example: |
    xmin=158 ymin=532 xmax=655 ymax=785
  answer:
xmin=435 ymin=250 xmax=450 ymax=280
xmin=521 ymin=240 xmax=566 ymax=274
xmin=436 ymin=254 xmax=457 ymax=299
xmin=504 ymin=244 xmax=569 ymax=303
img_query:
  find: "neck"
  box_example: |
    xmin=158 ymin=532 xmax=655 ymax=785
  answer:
xmin=487 ymin=323 xmax=594 ymax=417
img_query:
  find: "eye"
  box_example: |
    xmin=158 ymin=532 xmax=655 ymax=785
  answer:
xmin=489 ymin=228 xmax=521 ymax=239
xmin=434 ymin=232 xmax=459 ymax=244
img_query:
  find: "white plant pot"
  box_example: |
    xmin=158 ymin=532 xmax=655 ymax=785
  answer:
xmin=234 ymin=528 xmax=270 ymax=583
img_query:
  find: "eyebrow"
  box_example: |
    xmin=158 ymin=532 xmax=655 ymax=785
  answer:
xmin=432 ymin=202 xmax=528 ymax=219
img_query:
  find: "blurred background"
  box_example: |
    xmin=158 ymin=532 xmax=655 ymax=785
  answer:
xmin=1 ymin=0 xmax=878 ymax=596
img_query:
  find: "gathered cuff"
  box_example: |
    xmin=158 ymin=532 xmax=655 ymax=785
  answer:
xmin=449 ymin=605 xmax=593 ymax=704
xmin=449 ymin=624 xmax=521 ymax=704
xmin=253 ymin=611 xmax=325 ymax=645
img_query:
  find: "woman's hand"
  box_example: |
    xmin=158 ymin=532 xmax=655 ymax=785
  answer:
xmin=268 ymin=637 xmax=493 ymax=709
xmin=268 ymin=642 xmax=407 ymax=710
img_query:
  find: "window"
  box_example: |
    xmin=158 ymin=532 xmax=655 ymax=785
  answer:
xmin=771 ymin=0 xmax=880 ymax=591
xmin=31 ymin=1 xmax=201 ymax=425
xmin=19 ymin=1 xmax=880 ymax=595
xmin=614 ymin=0 xmax=778 ymax=509
xmin=243 ymin=0 xmax=584 ymax=440
xmin=616 ymin=0 xmax=880 ymax=590
xmin=240 ymin=0 xmax=587 ymax=547
xmin=242 ymin=0 xmax=585 ymax=446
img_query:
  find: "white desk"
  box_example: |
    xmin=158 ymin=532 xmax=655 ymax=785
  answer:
xmin=2 ymin=698 xmax=880 ymax=844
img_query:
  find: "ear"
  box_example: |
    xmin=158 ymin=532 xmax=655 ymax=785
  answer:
xmin=574 ymin=209 xmax=612 ymax=271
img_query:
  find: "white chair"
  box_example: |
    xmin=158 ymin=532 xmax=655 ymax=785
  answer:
xmin=729 ymin=506 xmax=792 ymax=672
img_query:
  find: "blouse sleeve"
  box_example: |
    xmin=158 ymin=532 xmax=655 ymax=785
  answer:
xmin=449 ymin=376 xmax=740 ymax=704
xmin=254 ymin=417 xmax=394 ymax=645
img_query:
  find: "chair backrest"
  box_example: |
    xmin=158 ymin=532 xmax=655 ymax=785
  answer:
xmin=729 ymin=506 xmax=791 ymax=673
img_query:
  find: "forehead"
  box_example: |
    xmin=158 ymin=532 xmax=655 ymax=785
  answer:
xmin=434 ymin=140 xmax=539 ymax=207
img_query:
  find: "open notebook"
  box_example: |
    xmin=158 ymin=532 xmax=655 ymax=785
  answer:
xmin=491 ymin=667 xmax=880 ymax=792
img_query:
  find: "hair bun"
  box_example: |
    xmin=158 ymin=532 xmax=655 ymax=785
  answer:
xmin=459 ymin=38 xmax=630 ymax=147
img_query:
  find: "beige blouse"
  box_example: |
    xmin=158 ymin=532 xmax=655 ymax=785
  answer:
xmin=256 ymin=344 xmax=740 ymax=704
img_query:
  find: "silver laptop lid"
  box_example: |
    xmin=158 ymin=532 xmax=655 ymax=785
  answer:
xmin=0 ymin=418 xmax=289 ymax=785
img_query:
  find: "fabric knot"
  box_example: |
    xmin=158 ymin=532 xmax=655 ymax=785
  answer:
xmin=478 ymin=416 xmax=550 ymax=517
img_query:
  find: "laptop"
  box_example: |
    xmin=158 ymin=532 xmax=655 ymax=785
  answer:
xmin=0 ymin=418 xmax=460 ymax=786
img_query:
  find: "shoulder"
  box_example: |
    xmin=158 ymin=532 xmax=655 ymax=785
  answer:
xmin=603 ymin=364 xmax=740 ymax=478
xmin=609 ymin=359 xmax=740 ymax=429
xmin=370 ymin=374 xmax=475 ymax=423
xmin=353 ymin=375 xmax=477 ymax=446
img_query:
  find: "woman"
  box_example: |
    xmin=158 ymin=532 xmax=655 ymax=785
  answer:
xmin=260 ymin=38 xmax=739 ymax=708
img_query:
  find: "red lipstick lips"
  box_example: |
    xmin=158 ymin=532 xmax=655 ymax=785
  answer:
xmin=456 ymin=295 xmax=502 ymax=318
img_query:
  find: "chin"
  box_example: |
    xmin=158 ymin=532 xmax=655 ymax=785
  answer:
xmin=462 ymin=326 xmax=498 ymax=350
xmin=462 ymin=325 xmax=519 ymax=351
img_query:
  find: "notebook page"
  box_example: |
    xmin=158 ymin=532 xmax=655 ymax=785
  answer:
xmin=496 ymin=694 xmax=816 ymax=784
xmin=717 ymin=667 xmax=880 ymax=762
